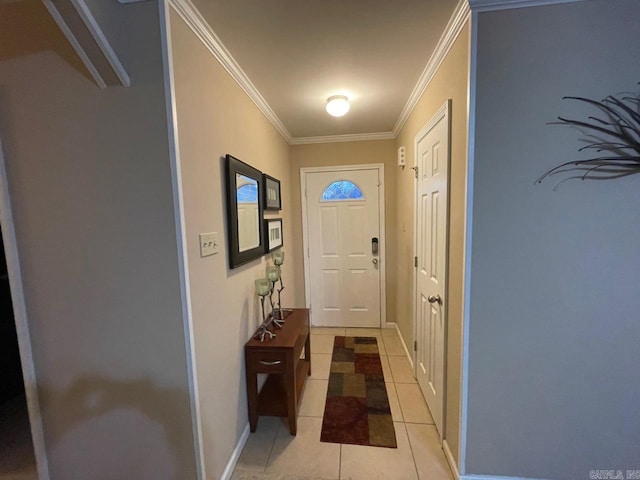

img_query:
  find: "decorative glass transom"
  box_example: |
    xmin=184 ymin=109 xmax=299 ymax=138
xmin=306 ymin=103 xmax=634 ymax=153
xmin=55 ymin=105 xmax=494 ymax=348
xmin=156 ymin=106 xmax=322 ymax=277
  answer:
xmin=237 ymin=184 xmax=258 ymax=203
xmin=321 ymin=180 xmax=364 ymax=201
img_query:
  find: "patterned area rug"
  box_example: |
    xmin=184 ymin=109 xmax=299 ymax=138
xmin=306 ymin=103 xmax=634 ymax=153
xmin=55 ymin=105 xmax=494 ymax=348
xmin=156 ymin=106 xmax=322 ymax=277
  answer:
xmin=320 ymin=336 xmax=397 ymax=448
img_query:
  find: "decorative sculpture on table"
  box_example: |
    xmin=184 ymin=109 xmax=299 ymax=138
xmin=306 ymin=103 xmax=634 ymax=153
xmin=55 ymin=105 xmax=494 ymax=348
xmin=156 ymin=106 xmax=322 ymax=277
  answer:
xmin=266 ymin=265 xmax=285 ymax=329
xmin=253 ymin=249 xmax=290 ymax=342
xmin=254 ymin=278 xmax=275 ymax=342
xmin=271 ymin=250 xmax=291 ymax=321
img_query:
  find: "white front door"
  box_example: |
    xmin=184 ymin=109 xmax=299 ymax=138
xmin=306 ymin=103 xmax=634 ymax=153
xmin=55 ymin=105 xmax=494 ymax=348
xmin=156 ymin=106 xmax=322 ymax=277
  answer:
xmin=304 ymin=168 xmax=381 ymax=327
xmin=415 ymin=101 xmax=450 ymax=437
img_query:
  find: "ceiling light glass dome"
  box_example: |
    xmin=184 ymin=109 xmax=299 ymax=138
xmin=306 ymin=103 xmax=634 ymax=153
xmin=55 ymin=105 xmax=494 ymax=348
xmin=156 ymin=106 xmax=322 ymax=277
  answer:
xmin=326 ymin=95 xmax=350 ymax=117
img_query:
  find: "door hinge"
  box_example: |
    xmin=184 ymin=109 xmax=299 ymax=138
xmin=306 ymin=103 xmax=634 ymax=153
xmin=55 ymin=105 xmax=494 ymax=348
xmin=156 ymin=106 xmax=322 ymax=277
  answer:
xmin=307 ymin=247 xmax=310 ymax=258
xmin=412 ymin=166 xmax=418 ymax=179
xmin=414 ymin=256 xmax=418 ymax=268
xmin=414 ymin=340 xmax=417 ymax=352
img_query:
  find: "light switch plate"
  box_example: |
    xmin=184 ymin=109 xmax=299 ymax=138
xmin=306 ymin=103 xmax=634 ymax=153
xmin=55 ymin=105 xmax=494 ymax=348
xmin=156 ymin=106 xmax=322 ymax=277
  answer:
xmin=200 ymin=232 xmax=218 ymax=257
xmin=397 ymin=146 xmax=406 ymax=166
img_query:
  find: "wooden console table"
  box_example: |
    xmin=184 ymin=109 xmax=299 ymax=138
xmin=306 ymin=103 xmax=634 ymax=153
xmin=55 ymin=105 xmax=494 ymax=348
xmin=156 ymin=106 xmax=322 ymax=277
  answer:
xmin=245 ymin=308 xmax=311 ymax=435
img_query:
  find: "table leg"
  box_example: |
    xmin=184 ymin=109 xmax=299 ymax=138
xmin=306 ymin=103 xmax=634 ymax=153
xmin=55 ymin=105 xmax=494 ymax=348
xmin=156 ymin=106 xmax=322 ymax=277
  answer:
xmin=286 ymin=353 xmax=297 ymax=435
xmin=246 ymin=359 xmax=258 ymax=432
xmin=305 ymin=332 xmax=311 ymax=376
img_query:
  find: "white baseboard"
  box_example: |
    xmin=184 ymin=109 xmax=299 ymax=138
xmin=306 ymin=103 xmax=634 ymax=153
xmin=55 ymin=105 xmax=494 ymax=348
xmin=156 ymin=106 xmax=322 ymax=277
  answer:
xmin=221 ymin=423 xmax=250 ymax=480
xmin=443 ymin=439 xmax=460 ymax=479
xmin=392 ymin=322 xmax=414 ymax=370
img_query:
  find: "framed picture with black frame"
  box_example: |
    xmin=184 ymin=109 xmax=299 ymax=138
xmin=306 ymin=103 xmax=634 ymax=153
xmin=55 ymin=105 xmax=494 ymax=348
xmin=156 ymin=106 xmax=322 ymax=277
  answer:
xmin=263 ymin=174 xmax=281 ymax=211
xmin=225 ymin=154 xmax=265 ymax=269
xmin=264 ymin=218 xmax=283 ymax=253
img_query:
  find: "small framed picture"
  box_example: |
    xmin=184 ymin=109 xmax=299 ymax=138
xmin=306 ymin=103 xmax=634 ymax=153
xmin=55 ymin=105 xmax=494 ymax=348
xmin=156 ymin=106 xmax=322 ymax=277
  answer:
xmin=263 ymin=174 xmax=281 ymax=211
xmin=264 ymin=218 xmax=283 ymax=252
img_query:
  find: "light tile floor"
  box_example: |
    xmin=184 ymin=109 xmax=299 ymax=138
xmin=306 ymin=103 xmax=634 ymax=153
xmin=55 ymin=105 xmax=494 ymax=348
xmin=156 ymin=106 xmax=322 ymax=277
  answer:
xmin=232 ymin=328 xmax=452 ymax=480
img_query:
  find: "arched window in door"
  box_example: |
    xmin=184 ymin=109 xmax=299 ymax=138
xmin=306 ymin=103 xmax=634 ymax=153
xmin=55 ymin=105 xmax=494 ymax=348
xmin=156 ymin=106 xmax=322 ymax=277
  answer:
xmin=237 ymin=183 xmax=258 ymax=203
xmin=321 ymin=180 xmax=364 ymax=201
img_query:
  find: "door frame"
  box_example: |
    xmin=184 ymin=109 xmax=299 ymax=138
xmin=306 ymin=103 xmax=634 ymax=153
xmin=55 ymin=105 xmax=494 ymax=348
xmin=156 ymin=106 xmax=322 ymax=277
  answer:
xmin=0 ymin=128 xmax=50 ymax=478
xmin=160 ymin=4 xmax=206 ymax=477
xmin=412 ymin=100 xmax=451 ymax=441
xmin=300 ymin=164 xmax=387 ymax=327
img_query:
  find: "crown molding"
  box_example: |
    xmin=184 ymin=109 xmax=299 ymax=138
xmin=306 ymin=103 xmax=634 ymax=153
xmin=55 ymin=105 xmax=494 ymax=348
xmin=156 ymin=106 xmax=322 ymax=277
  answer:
xmin=392 ymin=0 xmax=471 ymax=136
xmin=71 ymin=0 xmax=130 ymax=86
xmin=290 ymin=131 xmax=395 ymax=146
xmin=469 ymin=0 xmax=587 ymax=11
xmin=168 ymin=0 xmax=293 ymax=144
xmin=44 ymin=0 xmax=130 ymax=88
xmin=167 ymin=0 xmax=487 ymax=145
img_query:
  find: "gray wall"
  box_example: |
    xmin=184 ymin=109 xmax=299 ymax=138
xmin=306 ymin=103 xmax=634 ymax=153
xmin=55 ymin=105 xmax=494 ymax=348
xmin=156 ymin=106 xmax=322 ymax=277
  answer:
xmin=0 ymin=2 xmax=197 ymax=478
xmin=465 ymin=1 xmax=640 ymax=478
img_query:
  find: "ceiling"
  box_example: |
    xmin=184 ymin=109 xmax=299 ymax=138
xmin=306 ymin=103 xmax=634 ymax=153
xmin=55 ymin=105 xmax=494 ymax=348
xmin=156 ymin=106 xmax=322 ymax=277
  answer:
xmin=189 ymin=0 xmax=460 ymax=142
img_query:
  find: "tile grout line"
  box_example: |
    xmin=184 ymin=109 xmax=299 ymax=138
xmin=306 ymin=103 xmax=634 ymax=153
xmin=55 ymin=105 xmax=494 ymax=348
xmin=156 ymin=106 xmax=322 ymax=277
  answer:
xmin=263 ymin=418 xmax=281 ymax=474
xmin=396 ymin=383 xmax=408 ymax=423
xmin=403 ymin=421 xmax=422 ymax=480
xmin=388 ymin=381 xmax=404 ymax=423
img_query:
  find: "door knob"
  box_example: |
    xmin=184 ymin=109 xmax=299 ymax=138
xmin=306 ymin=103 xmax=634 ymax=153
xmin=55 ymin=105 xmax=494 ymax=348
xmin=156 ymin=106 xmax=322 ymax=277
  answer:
xmin=372 ymin=258 xmax=378 ymax=265
xmin=427 ymin=294 xmax=442 ymax=305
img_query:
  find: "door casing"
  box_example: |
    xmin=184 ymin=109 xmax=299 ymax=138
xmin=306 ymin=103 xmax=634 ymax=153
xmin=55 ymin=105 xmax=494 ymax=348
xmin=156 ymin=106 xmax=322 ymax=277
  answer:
xmin=300 ymin=164 xmax=387 ymax=327
xmin=0 ymin=124 xmax=50 ymax=479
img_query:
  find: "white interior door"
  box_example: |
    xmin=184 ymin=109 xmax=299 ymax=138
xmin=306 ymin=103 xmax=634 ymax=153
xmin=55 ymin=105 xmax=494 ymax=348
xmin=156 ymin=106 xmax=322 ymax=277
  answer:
xmin=415 ymin=101 xmax=449 ymax=437
xmin=305 ymin=168 xmax=381 ymax=327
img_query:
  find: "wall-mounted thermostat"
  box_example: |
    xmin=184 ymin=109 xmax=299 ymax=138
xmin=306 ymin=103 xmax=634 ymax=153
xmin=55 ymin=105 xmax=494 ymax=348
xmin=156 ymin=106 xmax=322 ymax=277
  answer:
xmin=397 ymin=146 xmax=406 ymax=167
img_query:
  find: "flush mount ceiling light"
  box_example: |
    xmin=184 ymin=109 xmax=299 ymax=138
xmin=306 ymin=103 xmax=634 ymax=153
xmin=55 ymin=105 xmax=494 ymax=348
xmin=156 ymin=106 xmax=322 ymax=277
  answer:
xmin=326 ymin=95 xmax=350 ymax=117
